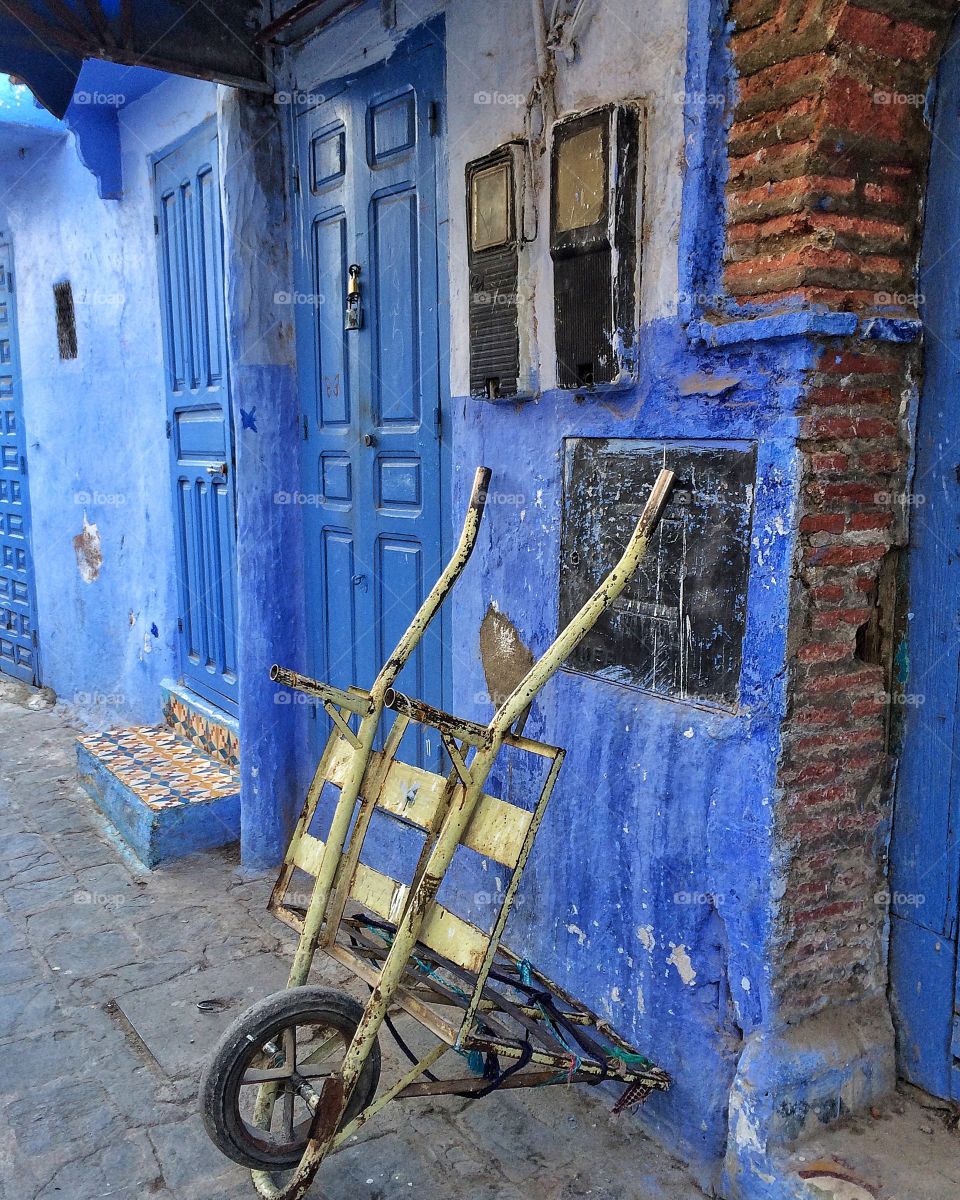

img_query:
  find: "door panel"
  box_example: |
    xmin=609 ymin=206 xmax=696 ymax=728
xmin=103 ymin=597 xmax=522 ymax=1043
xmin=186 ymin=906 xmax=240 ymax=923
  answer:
xmin=155 ymin=124 xmax=239 ymax=712
xmin=295 ymin=33 xmax=444 ymax=767
xmin=0 ymin=242 xmax=38 ymax=684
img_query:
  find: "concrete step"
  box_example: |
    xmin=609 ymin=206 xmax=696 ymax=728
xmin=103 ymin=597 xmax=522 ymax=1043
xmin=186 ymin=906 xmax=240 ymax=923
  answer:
xmin=76 ymin=724 xmax=240 ymax=867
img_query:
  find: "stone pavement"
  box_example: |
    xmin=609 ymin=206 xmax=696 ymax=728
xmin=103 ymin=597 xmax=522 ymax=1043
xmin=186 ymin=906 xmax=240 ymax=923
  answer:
xmin=0 ymin=682 xmax=705 ymax=1200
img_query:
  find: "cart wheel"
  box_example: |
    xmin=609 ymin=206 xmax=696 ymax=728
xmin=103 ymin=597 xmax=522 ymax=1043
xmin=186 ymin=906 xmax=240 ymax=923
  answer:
xmin=200 ymin=986 xmax=381 ymax=1171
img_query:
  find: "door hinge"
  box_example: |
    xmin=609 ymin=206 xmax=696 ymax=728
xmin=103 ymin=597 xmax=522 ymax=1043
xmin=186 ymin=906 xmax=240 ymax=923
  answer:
xmin=177 ymin=617 xmax=184 ymax=633
xmin=165 ymin=419 xmax=172 ymax=439
xmin=303 ymin=414 xmax=308 ymax=441
xmin=7 ymin=271 xmax=12 ymax=292
xmin=434 ymin=401 xmax=442 ymax=440
xmin=294 ymin=166 xmax=301 ymax=196
xmin=154 ymin=215 xmax=159 ymax=236
xmin=31 ymin=629 xmax=38 ymax=647
xmin=19 ymin=454 xmax=25 ymax=475
xmin=428 ymin=100 xmax=440 ymax=137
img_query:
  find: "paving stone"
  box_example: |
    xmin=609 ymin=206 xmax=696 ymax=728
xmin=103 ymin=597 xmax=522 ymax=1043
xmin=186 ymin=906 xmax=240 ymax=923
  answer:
xmin=0 ymin=947 xmax=43 ymax=992
xmin=41 ymin=927 xmax=144 ymax=976
xmin=1 ymin=872 xmax=77 ymax=916
xmin=148 ymin=1116 xmax=245 ymax=1198
xmin=112 ymin=952 xmax=291 ymax=1079
xmin=0 ymin=982 xmax=63 ymax=1039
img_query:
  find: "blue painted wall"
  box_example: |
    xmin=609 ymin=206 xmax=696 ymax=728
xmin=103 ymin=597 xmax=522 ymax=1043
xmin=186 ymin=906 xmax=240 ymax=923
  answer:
xmin=447 ymin=322 xmax=810 ymax=1177
xmin=0 ymin=74 xmax=218 ymax=728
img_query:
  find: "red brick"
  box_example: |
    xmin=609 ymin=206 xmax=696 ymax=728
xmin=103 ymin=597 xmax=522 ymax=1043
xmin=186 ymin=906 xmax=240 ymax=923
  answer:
xmin=834 ymin=6 xmax=939 ymax=65
xmin=852 ymin=697 xmax=887 ymax=718
xmin=806 ymin=544 xmax=888 ymax=566
xmin=822 ymin=75 xmax=913 ymax=143
xmin=858 ymin=450 xmax=903 ymax=473
xmin=793 ymin=728 xmax=884 ymax=755
xmin=818 ymin=351 xmax=900 ymax=376
xmin=805 ymin=386 xmax=893 ymax=408
xmin=811 ymin=452 xmax=849 ymax=473
xmin=864 ymin=181 xmax=906 ymax=207
xmin=803 ymin=667 xmax=884 ymax=695
xmin=813 ymin=607 xmax=873 ymax=628
xmin=848 ymin=511 xmax=893 ymax=531
xmin=800 ymin=513 xmax=844 ymax=533
xmin=810 ymin=584 xmax=846 ymax=603
xmin=789 ymin=784 xmax=856 ymax=808
xmin=797 ymin=642 xmax=851 ymax=663
xmin=818 ymin=482 xmax=887 ymax=503
xmin=804 ymin=416 xmax=898 ymax=440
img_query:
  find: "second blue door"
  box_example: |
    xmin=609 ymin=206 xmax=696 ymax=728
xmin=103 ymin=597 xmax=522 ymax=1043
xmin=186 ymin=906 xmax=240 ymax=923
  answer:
xmin=154 ymin=123 xmax=239 ymax=713
xmin=294 ymin=29 xmax=445 ymax=765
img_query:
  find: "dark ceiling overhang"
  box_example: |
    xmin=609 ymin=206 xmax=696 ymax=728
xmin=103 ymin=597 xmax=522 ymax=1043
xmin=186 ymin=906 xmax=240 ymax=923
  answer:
xmin=0 ymin=1 xmax=273 ymax=119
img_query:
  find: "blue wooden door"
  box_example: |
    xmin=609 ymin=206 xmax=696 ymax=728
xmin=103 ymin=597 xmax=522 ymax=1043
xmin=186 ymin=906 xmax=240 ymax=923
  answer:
xmin=0 ymin=240 xmax=39 ymax=684
xmin=294 ymin=30 xmax=445 ymax=765
xmin=154 ymin=123 xmax=239 ymax=713
xmin=891 ymin=14 xmax=960 ymax=1102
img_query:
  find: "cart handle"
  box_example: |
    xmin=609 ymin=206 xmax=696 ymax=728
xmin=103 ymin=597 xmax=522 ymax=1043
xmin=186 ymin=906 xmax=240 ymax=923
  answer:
xmin=269 ymin=466 xmax=491 ymax=707
xmin=491 ymin=468 xmax=675 ymax=735
xmin=370 ymin=465 xmax=491 ymax=698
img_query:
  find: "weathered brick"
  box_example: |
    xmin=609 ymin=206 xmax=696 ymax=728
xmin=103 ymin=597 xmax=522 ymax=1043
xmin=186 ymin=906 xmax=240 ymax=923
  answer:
xmin=848 ymin=511 xmax=893 ymax=531
xmin=806 ymin=543 xmax=888 ymax=566
xmin=800 ymin=513 xmax=845 ymax=533
xmin=834 ymin=6 xmax=939 ymax=64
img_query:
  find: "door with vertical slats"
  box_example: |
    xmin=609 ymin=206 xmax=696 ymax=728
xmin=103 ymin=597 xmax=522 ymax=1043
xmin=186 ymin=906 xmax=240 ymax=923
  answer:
xmin=0 ymin=240 xmax=39 ymax=684
xmin=154 ymin=122 xmax=239 ymax=712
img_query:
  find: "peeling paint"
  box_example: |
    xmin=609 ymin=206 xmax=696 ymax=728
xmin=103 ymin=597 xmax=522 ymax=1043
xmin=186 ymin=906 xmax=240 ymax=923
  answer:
xmin=479 ymin=602 xmax=535 ymax=710
xmin=667 ymin=942 xmax=697 ymax=986
xmin=72 ymin=515 xmax=102 ymax=583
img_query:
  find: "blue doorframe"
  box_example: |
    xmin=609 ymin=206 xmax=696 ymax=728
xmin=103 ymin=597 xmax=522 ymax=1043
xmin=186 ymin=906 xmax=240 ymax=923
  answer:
xmin=153 ymin=120 xmax=239 ymax=715
xmin=292 ymin=19 xmax=448 ymax=767
xmin=890 ymin=14 xmax=960 ymax=1101
xmin=0 ymin=236 xmax=40 ymax=685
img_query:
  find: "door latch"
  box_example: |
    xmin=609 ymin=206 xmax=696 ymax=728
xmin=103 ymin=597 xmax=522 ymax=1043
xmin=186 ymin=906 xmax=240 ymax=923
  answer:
xmin=206 ymin=463 xmax=228 ymax=477
xmin=345 ymin=264 xmax=362 ymax=330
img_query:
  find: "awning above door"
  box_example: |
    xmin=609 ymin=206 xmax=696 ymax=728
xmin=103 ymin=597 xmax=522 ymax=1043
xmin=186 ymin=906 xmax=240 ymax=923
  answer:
xmin=0 ymin=1 xmax=272 ymax=119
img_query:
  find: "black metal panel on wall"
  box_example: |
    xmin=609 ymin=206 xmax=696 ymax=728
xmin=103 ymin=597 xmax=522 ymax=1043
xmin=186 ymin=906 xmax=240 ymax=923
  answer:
xmin=466 ymin=145 xmax=521 ymax=399
xmin=559 ymin=439 xmax=757 ymax=707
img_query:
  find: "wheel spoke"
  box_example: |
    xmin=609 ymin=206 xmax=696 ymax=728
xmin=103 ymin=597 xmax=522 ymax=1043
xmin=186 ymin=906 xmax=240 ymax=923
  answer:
xmin=299 ymin=1032 xmax=341 ymax=1067
xmin=282 ymin=1026 xmax=297 ymax=1072
xmin=281 ymin=1083 xmax=295 ymax=1141
xmin=242 ymin=1065 xmax=292 ymax=1085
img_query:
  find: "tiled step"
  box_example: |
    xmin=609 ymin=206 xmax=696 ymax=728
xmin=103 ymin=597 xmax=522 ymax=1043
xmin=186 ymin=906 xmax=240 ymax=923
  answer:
xmin=77 ymin=724 xmax=240 ymax=867
xmin=161 ymin=678 xmax=239 ymax=768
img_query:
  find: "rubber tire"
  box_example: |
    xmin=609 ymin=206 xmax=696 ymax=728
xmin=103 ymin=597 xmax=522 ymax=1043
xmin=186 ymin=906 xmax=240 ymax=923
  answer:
xmin=200 ymin=986 xmax=381 ymax=1171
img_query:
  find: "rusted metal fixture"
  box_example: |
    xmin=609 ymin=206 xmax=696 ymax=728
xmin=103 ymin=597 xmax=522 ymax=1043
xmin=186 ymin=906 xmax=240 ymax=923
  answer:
xmin=200 ymin=466 xmax=675 ymax=1200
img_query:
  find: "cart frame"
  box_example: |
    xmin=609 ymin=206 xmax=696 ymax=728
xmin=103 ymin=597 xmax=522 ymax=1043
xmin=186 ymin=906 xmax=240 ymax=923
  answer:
xmin=227 ymin=466 xmax=674 ymax=1199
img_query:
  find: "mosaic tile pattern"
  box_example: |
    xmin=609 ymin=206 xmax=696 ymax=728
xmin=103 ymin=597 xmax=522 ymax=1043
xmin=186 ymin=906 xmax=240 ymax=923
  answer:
xmin=162 ymin=692 xmax=239 ymax=768
xmin=77 ymin=725 xmax=239 ymax=810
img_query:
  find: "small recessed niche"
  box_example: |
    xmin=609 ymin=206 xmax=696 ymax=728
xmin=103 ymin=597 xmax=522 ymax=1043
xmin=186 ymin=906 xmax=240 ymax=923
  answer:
xmin=53 ymin=281 xmax=77 ymax=360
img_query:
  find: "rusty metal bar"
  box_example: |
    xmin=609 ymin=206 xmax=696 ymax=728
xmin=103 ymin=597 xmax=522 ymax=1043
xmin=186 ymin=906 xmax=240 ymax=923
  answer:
xmin=382 ymin=688 xmax=491 ymax=747
xmin=270 ymin=665 xmax=372 ymax=716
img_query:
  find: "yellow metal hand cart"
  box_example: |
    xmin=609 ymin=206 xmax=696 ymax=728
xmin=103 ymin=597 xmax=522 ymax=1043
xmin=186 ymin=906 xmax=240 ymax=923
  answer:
xmin=201 ymin=465 xmax=675 ymax=1199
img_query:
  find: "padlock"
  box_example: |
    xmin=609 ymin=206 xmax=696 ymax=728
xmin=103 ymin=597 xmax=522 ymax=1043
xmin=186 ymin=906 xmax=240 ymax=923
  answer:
xmin=345 ymin=263 xmax=362 ymax=330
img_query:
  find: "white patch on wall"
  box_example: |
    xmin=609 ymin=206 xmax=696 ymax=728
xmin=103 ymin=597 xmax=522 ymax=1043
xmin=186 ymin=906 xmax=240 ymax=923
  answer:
xmin=667 ymin=942 xmax=696 ymax=986
xmin=636 ymin=924 xmax=655 ymax=952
